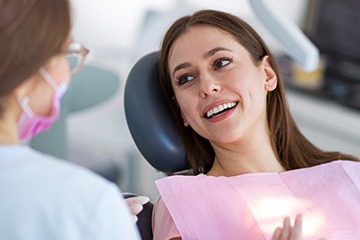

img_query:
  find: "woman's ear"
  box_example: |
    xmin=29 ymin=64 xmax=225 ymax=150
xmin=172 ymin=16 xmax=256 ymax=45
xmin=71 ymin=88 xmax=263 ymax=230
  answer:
xmin=262 ymin=56 xmax=277 ymax=91
xmin=172 ymin=95 xmax=179 ymax=108
xmin=12 ymin=75 xmax=37 ymax=100
xmin=181 ymin=113 xmax=189 ymax=127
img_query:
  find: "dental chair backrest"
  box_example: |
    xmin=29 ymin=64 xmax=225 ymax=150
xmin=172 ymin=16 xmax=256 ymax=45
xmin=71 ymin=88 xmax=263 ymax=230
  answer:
xmin=124 ymin=51 xmax=188 ymax=174
xmin=124 ymin=51 xmax=187 ymax=240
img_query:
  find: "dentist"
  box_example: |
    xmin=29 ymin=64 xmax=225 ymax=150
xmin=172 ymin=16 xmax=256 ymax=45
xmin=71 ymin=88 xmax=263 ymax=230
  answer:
xmin=0 ymin=0 xmax=143 ymax=239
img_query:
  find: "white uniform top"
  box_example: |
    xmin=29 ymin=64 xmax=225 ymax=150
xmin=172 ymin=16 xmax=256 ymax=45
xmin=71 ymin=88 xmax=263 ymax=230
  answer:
xmin=0 ymin=145 xmax=140 ymax=240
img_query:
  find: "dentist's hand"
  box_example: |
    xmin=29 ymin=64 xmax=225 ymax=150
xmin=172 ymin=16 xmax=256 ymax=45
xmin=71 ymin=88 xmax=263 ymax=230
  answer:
xmin=125 ymin=196 xmax=150 ymax=223
xmin=271 ymin=214 xmax=303 ymax=240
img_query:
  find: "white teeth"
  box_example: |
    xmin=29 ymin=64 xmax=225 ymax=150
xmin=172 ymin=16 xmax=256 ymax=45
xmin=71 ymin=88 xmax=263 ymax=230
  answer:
xmin=206 ymin=102 xmax=237 ymax=118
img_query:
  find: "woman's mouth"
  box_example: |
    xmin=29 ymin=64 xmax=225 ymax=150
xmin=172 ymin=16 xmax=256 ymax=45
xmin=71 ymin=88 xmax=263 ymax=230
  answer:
xmin=203 ymin=101 xmax=238 ymax=119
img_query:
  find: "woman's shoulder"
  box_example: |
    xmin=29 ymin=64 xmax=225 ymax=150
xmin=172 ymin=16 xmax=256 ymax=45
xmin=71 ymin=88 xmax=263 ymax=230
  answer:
xmin=310 ymin=159 xmax=360 ymax=172
xmin=0 ymin=144 xmax=118 ymax=201
xmin=152 ymin=195 xmax=181 ymax=240
xmin=0 ymin=145 xmax=138 ymax=240
xmin=31 ymin=146 xmax=110 ymax=182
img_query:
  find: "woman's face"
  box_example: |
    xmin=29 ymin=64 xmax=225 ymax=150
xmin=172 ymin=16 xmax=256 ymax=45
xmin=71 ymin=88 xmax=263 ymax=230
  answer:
xmin=168 ymin=25 xmax=276 ymax=145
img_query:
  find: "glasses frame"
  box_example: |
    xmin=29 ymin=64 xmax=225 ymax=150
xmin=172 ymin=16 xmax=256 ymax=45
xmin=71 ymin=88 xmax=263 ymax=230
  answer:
xmin=65 ymin=42 xmax=89 ymax=75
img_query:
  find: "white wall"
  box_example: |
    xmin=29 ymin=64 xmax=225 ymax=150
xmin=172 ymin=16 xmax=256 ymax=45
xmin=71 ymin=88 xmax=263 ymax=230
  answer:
xmin=71 ymin=0 xmax=309 ymax=64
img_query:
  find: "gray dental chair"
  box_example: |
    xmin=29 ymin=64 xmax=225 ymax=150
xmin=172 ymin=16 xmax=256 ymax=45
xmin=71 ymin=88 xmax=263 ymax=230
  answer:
xmin=125 ymin=51 xmax=187 ymax=173
xmin=124 ymin=51 xmax=188 ymax=240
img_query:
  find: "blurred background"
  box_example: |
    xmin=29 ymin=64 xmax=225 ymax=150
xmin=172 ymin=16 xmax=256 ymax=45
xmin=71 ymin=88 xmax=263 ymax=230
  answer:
xmin=30 ymin=0 xmax=360 ymax=201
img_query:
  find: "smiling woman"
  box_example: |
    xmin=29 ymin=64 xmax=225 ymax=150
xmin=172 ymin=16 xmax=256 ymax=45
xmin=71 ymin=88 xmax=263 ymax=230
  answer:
xmin=151 ymin=9 xmax=360 ymax=240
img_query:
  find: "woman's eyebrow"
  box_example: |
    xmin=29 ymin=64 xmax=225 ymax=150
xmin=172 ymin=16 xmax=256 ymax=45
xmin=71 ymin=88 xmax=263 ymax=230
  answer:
xmin=203 ymin=46 xmax=232 ymax=59
xmin=172 ymin=62 xmax=191 ymax=78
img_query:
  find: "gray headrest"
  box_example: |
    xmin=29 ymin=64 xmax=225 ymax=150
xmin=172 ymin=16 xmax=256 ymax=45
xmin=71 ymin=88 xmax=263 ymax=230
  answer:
xmin=124 ymin=52 xmax=188 ymax=173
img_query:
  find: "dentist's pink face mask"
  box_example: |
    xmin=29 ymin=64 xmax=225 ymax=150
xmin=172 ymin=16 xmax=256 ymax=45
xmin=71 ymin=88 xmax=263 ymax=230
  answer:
xmin=17 ymin=67 xmax=69 ymax=141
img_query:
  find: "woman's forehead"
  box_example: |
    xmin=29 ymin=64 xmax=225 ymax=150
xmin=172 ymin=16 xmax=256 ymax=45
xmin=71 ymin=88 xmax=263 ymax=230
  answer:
xmin=168 ymin=26 xmax=243 ymax=65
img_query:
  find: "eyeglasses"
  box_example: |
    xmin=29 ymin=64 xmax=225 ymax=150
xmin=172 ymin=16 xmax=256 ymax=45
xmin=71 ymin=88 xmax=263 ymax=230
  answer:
xmin=66 ymin=42 xmax=89 ymax=75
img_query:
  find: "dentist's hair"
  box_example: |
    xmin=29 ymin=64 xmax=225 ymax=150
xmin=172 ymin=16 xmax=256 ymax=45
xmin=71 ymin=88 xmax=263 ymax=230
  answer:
xmin=159 ymin=9 xmax=358 ymax=174
xmin=0 ymin=0 xmax=71 ymax=116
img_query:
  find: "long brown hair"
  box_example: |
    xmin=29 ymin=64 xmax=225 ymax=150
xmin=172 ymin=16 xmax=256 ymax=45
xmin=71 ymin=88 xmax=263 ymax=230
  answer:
xmin=0 ymin=0 xmax=71 ymax=116
xmin=159 ymin=9 xmax=359 ymax=174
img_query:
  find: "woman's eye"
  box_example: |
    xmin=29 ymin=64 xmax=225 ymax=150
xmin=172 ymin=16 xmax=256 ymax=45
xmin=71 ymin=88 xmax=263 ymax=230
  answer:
xmin=214 ymin=58 xmax=232 ymax=70
xmin=176 ymin=74 xmax=194 ymax=85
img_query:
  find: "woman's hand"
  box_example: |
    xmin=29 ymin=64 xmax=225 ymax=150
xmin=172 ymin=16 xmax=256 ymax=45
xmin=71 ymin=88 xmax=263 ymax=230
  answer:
xmin=125 ymin=196 xmax=150 ymax=223
xmin=271 ymin=214 xmax=303 ymax=240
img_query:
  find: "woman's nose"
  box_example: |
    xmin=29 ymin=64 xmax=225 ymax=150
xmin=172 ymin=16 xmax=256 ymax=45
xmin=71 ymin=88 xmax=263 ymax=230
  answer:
xmin=199 ymin=73 xmax=221 ymax=98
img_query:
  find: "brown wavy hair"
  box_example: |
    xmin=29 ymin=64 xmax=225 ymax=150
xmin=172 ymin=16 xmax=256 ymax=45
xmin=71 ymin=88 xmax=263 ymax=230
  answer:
xmin=0 ymin=0 xmax=71 ymax=116
xmin=159 ymin=9 xmax=359 ymax=174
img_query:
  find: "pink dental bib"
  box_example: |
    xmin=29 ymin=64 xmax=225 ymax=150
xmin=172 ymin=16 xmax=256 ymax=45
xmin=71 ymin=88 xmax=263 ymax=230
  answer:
xmin=155 ymin=160 xmax=360 ymax=240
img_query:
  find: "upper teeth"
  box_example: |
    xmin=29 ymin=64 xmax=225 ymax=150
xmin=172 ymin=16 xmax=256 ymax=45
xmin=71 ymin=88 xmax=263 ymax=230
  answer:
xmin=206 ymin=102 xmax=237 ymax=118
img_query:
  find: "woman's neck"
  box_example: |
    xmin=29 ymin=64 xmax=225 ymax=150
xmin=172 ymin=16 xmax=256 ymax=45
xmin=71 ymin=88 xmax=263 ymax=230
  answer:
xmin=207 ymin=137 xmax=283 ymax=177
xmin=0 ymin=113 xmax=19 ymax=145
xmin=0 ymin=130 xmax=18 ymax=145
